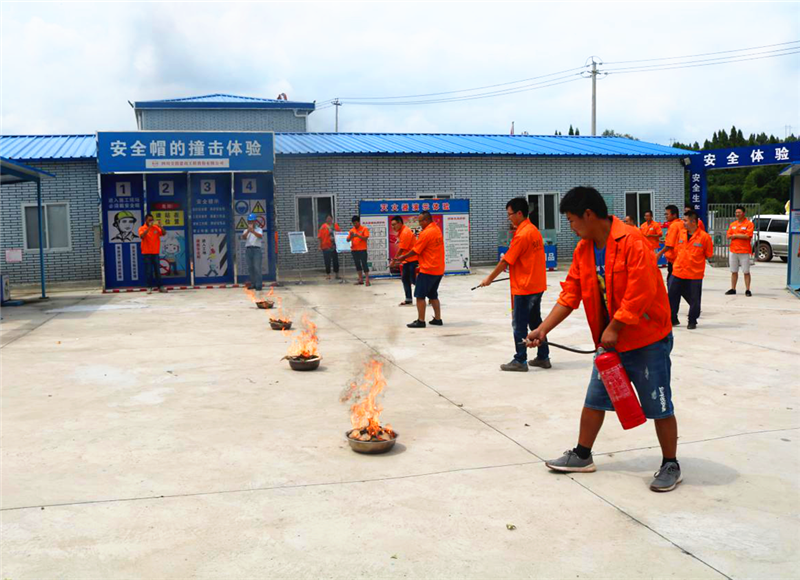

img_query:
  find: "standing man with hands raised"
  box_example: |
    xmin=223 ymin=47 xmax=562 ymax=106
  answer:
xmin=526 ymin=186 xmax=681 ymax=493
xmin=242 ymin=213 xmax=264 ymax=294
xmin=139 ymin=213 xmax=167 ymax=294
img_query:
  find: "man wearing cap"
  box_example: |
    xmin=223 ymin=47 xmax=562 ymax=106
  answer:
xmin=138 ymin=213 xmax=166 ymax=293
xmin=112 ymin=211 xmax=140 ymax=243
xmin=242 ymin=213 xmax=264 ymax=293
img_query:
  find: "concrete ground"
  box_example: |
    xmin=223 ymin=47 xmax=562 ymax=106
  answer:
xmin=2 ymin=260 xmax=798 ymax=579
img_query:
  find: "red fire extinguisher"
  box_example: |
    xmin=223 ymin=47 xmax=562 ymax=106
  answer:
xmin=594 ymin=348 xmax=646 ymax=430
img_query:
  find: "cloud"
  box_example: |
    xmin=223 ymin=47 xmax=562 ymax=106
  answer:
xmin=1 ymin=2 xmax=798 ymax=143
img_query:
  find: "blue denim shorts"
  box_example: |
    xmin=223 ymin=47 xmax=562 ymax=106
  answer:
xmin=584 ymin=333 xmax=674 ymax=419
xmin=414 ymin=273 xmax=442 ymax=300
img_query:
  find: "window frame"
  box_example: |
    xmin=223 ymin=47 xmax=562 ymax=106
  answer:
xmin=416 ymin=193 xmax=454 ymax=199
xmin=21 ymin=201 xmax=73 ymax=252
xmin=767 ymin=218 xmax=788 ymax=233
xmin=526 ymin=192 xmax=561 ymax=232
xmin=623 ymin=190 xmax=654 ymax=226
xmin=295 ymin=194 xmax=337 ymax=238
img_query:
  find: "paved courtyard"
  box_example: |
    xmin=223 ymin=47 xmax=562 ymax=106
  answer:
xmin=1 ymin=260 xmax=798 ymax=579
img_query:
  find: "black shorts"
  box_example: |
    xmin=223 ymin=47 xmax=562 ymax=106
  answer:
xmin=414 ymin=273 xmax=442 ymax=300
xmin=352 ymin=250 xmax=369 ymax=272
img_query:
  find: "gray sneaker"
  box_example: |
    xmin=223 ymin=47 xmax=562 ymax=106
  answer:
xmin=650 ymin=462 xmax=682 ymax=492
xmin=529 ymin=358 xmax=552 ymax=369
xmin=500 ymin=360 xmax=528 ymax=372
xmin=545 ymin=449 xmax=596 ymax=473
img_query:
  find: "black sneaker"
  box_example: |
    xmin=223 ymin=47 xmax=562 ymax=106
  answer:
xmin=725 ymin=289 xmax=736 ymax=295
xmin=529 ymin=358 xmax=552 ymax=369
xmin=745 ymin=290 xmax=752 ymax=297
xmin=671 ymin=318 xmax=680 ymax=326
xmin=407 ymin=319 xmax=426 ymax=328
xmin=687 ymin=322 xmax=697 ymax=330
xmin=429 ymin=318 xmax=443 ymax=326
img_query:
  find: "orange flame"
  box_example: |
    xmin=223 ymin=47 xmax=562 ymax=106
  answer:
xmin=341 ymin=359 xmax=394 ymax=440
xmin=243 ymin=287 xmax=258 ymax=303
xmin=286 ymin=314 xmax=319 ymax=358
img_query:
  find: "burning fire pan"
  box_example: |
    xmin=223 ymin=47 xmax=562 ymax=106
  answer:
xmin=270 ymin=319 xmax=292 ymax=331
xmin=286 ymin=355 xmax=321 ymax=371
xmin=345 ymin=430 xmax=398 ymax=454
xmin=256 ymin=300 xmax=274 ymax=309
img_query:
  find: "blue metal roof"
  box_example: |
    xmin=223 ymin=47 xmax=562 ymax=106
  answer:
xmin=134 ymin=93 xmax=316 ymax=111
xmin=0 ymin=135 xmax=97 ymax=161
xmin=0 ymin=132 xmax=694 ymax=162
xmin=274 ymin=133 xmax=694 ymax=157
xmin=0 ymin=156 xmax=56 ymax=185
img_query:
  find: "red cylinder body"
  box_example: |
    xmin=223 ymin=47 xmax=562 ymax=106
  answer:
xmin=594 ymin=350 xmax=646 ymax=430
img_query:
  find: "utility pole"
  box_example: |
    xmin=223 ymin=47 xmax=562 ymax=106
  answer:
xmin=333 ymin=99 xmax=341 ymax=132
xmin=590 ymin=59 xmax=598 ymax=136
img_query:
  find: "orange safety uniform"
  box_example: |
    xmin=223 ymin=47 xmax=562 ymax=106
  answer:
xmin=348 ymin=225 xmax=370 ymax=251
xmin=413 ymin=222 xmax=445 ymax=275
xmin=557 ymin=217 xmax=671 ymax=353
xmin=503 ymin=219 xmax=546 ymax=295
xmin=663 ymin=219 xmax=684 ymax=262
xmin=639 ymin=220 xmax=663 ymax=250
xmin=697 ymin=218 xmax=705 ymax=232
xmin=138 ymin=223 xmax=164 ymax=255
xmin=318 ymin=222 xmax=340 ymax=250
xmin=673 ymin=228 xmax=714 ymax=280
xmin=727 ymin=218 xmax=754 ymax=254
xmin=397 ymin=225 xmax=418 ymax=263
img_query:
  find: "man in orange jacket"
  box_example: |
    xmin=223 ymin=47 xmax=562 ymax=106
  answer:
xmin=669 ymin=209 xmax=713 ymax=329
xmin=639 ymin=210 xmax=662 ymax=252
xmin=138 ymin=213 xmax=167 ymax=294
xmin=656 ymin=205 xmax=682 ymax=287
xmin=318 ymin=214 xmax=341 ymax=281
xmin=526 ymin=186 xmax=680 ymax=492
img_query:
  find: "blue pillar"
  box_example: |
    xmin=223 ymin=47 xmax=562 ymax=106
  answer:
xmin=688 ymin=158 xmax=708 ymax=226
xmin=36 ymin=179 xmax=47 ymax=299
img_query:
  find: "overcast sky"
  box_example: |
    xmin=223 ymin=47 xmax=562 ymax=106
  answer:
xmin=1 ymin=2 xmax=798 ymax=145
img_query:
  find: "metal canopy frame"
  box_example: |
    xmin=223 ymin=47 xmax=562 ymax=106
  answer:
xmin=0 ymin=157 xmax=56 ymax=299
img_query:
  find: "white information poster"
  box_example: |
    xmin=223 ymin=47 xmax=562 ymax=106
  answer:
xmin=288 ymin=231 xmax=309 ymax=254
xmin=334 ymin=232 xmax=351 ymax=253
xmin=360 ymin=215 xmax=389 ymax=274
xmin=444 ymin=214 xmax=470 ymax=272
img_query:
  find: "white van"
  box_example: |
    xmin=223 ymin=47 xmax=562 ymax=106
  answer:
xmin=753 ymin=214 xmax=789 ymax=262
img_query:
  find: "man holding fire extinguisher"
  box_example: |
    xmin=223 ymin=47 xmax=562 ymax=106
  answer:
xmin=526 ymin=186 xmax=681 ymax=492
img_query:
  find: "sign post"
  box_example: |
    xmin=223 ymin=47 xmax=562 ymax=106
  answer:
xmin=287 ymin=231 xmax=309 ymax=285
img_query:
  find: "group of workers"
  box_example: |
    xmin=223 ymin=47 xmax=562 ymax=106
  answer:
xmin=317 ymin=211 xmax=446 ymax=328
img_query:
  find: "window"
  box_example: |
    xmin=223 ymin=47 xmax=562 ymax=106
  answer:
xmin=753 ymin=218 xmax=771 ymax=231
xmin=767 ymin=219 xmax=788 ymax=233
xmin=297 ymin=195 xmax=335 ymax=237
xmin=23 ymin=203 xmax=71 ymax=251
xmin=417 ymin=193 xmax=453 ymax=199
xmin=527 ymin=193 xmax=559 ymax=232
xmin=624 ymin=191 xmax=653 ymax=225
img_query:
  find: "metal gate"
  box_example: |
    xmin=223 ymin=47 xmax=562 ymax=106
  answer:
xmin=707 ymin=203 xmax=761 ymax=268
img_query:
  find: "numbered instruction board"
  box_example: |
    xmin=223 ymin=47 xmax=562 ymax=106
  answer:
xmin=358 ymin=199 xmax=470 ymax=276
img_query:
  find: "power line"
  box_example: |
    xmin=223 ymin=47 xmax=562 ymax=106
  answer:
xmin=606 ymin=48 xmax=800 ymax=75
xmin=342 ymin=73 xmax=583 ymax=106
xmin=604 ymin=46 xmax=800 ymax=73
xmin=604 ymin=39 xmax=800 ymax=65
xmin=329 ymin=65 xmax=587 ymax=102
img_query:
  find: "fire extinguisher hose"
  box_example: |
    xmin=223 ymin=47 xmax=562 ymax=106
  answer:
xmin=518 ymin=339 xmax=596 ymax=355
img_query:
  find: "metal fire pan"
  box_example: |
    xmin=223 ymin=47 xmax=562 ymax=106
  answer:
xmin=270 ymin=320 xmax=292 ymax=331
xmin=288 ymin=356 xmax=321 ymax=371
xmin=256 ymin=300 xmax=274 ymax=309
xmin=345 ymin=431 xmax=399 ymax=454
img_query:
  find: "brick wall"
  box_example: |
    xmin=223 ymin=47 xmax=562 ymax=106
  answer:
xmin=0 ymin=159 xmax=101 ymax=284
xmin=140 ymin=109 xmax=307 ymax=132
xmin=273 ymin=155 xmax=685 ymax=271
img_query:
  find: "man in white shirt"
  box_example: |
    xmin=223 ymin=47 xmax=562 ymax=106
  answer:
xmin=242 ymin=213 xmax=264 ymax=292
